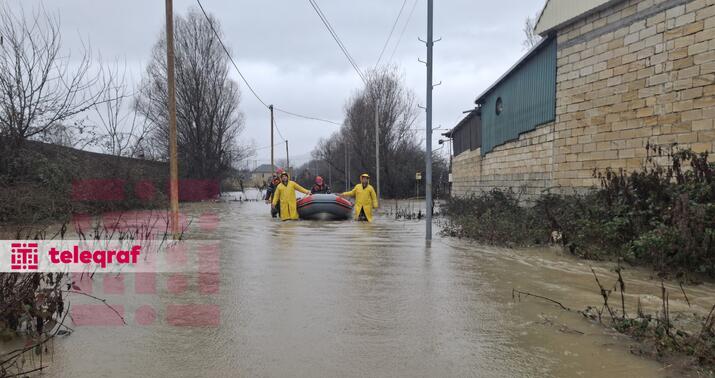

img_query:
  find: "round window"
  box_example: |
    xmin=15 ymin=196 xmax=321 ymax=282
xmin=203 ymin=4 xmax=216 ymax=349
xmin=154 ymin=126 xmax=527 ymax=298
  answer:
xmin=495 ymin=97 xmax=503 ymax=116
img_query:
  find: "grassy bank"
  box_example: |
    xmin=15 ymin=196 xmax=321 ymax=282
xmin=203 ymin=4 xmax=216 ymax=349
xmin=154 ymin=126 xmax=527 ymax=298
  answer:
xmin=443 ymin=145 xmax=714 ymax=279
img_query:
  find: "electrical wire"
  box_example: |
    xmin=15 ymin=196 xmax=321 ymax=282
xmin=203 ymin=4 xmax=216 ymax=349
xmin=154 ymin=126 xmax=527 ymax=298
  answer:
xmin=196 ymin=0 xmax=344 ymax=129
xmin=307 ymin=0 xmax=367 ymax=84
xmin=196 ymin=0 xmax=268 ymax=108
xmin=253 ymin=142 xmax=284 ymax=151
xmin=273 ymin=106 xmax=342 ymax=126
xmin=388 ymin=0 xmax=419 ymax=63
xmin=309 ymin=0 xmax=365 ymax=82
xmin=273 ymin=117 xmax=286 ymax=141
xmin=375 ymin=0 xmax=408 ymax=67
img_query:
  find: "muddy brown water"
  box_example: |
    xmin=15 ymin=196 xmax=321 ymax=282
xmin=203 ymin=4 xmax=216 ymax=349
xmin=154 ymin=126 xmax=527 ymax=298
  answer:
xmin=4 ymin=192 xmax=715 ymax=377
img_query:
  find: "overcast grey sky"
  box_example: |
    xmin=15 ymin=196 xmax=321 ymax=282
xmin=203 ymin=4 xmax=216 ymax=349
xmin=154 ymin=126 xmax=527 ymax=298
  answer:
xmin=6 ymin=0 xmax=544 ymax=167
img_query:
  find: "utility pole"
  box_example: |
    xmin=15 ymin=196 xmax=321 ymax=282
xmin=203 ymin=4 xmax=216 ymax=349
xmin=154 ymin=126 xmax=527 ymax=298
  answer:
xmin=269 ymin=105 xmax=275 ymax=171
xmin=347 ymin=145 xmax=351 ymax=190
xmin=375 ymin=98 xmax=380 ymax=199
xmin=165 ymin=0 xmax=180 ymax=239
xmin=425 ymin=0 xmax=434 ymax=242
xmin=285 ymin=140 xmax=290 ymax=176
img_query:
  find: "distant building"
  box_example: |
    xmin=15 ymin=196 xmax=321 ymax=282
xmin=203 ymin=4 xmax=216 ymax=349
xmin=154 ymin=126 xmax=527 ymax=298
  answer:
xmin=250 ymin=164 xmax=275 ymax=187
xmin=448 ymin=0 xmax=715 ymax=200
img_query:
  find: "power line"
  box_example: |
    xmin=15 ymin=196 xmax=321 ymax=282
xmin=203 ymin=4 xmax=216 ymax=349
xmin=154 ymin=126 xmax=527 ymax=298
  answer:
xmin=196 ymin=0 xmax=346 ymax=130
xmin=274 ymin=106 xmax=342 ymax=126
xmin=196 ymin=0 xmax=268 ymax=109
xmin=388 ymin=0 xmax=419 ymax=63
xmin=308 ymin=0 xmax=365 ymax=82
xmin=273 ymin=116 xmax=286 ymax=141
xmin=307 ymin=0 xmax=367 ymax=84
xmin=375 ymin=0 xmax=408 ymax=67
xmin=254 ymin=142 xmax=283 ymax=151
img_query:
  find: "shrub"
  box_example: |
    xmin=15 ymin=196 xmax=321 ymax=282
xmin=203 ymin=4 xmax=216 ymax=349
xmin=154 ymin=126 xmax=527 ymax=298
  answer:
xmin=443 ymin=146 xmax=715 ymax=277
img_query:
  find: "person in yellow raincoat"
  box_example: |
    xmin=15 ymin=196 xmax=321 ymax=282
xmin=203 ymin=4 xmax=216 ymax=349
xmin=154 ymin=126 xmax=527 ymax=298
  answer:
xmin=272 ymin=172 xmax=310 ymax=221
xmin=341 ymin=173 xmax=379 ymax=222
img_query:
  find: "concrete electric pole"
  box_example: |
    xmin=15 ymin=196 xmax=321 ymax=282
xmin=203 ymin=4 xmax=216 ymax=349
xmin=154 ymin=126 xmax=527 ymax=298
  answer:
xmin=375 ymin=98 xmax=380 ymax=200
xmin=165 ymin=0 xmax=180 ymax=239
xmin=285 ymin=140 xmax=290 ymax=176
xmin=269 ymin=104 xmax=275 ymax=171
xmin=425 ymin=0 xmax=434 ymax=242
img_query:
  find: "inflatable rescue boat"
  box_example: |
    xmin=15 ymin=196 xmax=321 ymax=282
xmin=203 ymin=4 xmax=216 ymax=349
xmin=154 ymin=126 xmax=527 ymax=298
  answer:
xmin=297 ymin=194 xmax=353 ymax=220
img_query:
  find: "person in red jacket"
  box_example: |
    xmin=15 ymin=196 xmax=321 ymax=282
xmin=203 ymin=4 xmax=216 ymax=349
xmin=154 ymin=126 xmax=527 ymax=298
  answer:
xmin=310 ymin=176 xmax=331 ymax=194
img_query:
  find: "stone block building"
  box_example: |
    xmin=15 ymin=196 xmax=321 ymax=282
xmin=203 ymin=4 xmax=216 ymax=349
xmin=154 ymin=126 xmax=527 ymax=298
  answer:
xmin=448 ymin=0 xmax=715 ymax=199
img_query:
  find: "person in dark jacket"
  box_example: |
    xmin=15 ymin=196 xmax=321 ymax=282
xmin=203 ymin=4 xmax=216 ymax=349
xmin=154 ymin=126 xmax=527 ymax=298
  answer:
xmin=265 ymin=169 xmax=285 ymax=218
xmin=310 ymin=176 xmax=331 ymax=194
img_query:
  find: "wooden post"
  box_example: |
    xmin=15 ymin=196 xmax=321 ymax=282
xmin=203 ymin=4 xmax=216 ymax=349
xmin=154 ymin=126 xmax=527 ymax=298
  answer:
xmin=165 ymin=0 xmax=180 ymax=239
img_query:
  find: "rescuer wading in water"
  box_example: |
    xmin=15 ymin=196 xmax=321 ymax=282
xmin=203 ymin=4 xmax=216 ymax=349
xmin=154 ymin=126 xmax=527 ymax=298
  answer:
xmin=265 ymin=169 xmax=283 ymax=218
xmin=340 ymin=173 xmax=378 ymax=222
xmin=272 ymin=171 xmax=310 ymax=221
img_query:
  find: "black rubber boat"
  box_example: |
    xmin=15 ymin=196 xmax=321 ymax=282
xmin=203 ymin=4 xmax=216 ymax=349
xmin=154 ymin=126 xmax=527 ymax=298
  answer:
xmin=297 ymin=194 xmax=353 ymax=220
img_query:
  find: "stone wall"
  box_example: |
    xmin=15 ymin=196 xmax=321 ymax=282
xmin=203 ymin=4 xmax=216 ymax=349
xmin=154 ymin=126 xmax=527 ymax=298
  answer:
xmin=554 ymin=0 xmax=715 ymax=187
xmin=451 ymin=123 xmax=555 ymax=198
xmin=451 ymin=0 xmax=715 ymax=199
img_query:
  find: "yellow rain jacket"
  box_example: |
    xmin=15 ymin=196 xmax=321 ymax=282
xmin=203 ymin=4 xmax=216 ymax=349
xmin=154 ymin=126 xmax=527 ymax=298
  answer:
xmin=272 ymin=179 xmax=310 ymax=221
xmin=342 ymin=184 xmax=378 ymax=222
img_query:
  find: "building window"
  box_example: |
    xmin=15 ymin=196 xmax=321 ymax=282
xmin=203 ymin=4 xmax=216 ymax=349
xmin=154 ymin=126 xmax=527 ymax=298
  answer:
xmin=495 ymin=97 xmax=503 ymax=116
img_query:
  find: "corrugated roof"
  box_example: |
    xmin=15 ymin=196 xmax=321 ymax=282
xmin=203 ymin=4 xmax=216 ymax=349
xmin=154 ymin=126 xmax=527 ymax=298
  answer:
xmin=474 ymin=36 xmax=553 ymax=105
xmin=444 ymin=108 xmax=480 ymax=137
xmin=534 ymin=0 xmax=625 ymax=36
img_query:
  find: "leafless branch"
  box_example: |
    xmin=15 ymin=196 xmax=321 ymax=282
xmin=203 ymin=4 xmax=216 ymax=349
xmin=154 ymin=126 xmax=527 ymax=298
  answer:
xmin=0 ymin=3 xmax=110 ymax=150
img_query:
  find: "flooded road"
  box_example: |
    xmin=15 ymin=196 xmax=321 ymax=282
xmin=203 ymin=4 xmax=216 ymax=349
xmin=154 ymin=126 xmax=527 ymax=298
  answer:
xmin=29 ymin=194 xmax=714 ymax=377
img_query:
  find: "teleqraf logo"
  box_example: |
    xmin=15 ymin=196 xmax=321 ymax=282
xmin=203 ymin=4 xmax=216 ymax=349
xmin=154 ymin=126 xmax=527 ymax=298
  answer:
xmin=11 ymin=242 xmax=39 ymax=271
xmin=49 ymin=245 xmax=141 ymax=268
xmin=7 ymin=242 xmax=141 ymax=271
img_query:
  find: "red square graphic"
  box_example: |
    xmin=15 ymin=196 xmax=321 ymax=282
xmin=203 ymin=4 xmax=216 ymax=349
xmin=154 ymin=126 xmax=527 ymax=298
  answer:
xmin=11 ymin=242 xmax=39 ymax=271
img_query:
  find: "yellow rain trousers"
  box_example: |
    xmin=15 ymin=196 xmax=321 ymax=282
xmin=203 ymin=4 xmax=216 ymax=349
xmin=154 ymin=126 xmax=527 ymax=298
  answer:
xmin=272 ymin=180 xmax=310 ymax=221
xmin=342 ymin=184 xmax=378 ymax=222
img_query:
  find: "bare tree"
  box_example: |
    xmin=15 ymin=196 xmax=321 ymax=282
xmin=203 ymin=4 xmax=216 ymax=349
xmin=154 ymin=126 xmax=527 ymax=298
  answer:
xmin=312 ymin=66 xmax=441 ymax=198
xmin=94 ymin=65 xmax=152 ymax=158
xmin=0 ymin=4 xmax=107 ymax=150
xmin=36 ymin=121 xmax=100 ymax=150
xmin=135 ymin=8 xmax=247 ymax=179
xmin=523 ymin=13 xmax=542 ymax=50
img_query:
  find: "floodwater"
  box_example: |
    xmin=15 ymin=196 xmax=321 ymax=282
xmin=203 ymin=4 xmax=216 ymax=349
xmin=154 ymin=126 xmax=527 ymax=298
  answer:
xmin=7 ymin=191 xmax=715 ymax=377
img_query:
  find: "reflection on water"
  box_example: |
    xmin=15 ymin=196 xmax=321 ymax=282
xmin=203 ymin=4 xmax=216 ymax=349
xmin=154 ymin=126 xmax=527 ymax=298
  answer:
xmin=10 ymin=193 xmax=710 ymax=377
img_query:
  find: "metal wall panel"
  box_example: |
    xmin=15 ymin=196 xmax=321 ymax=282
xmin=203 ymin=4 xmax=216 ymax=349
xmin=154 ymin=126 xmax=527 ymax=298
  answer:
xmin=453 ymin=123 xmax=470 ymax=156
xmin=469 ymin=114 xmax=481 ymax=151
xmin=451 ymin=111 xmax=481 ymax=157
xmin=480 ymin=37 xmax=556 ymax=155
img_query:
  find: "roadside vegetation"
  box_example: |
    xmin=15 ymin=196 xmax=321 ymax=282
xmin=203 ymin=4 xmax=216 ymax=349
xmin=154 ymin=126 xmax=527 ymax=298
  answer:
xmin=444 ymin=144 xmax=715 ymax=371
xmin=444 ymin=144 xmax=715 ymax=279
xmin=0 ymin=215 xmax=186 ymax=378
xmin=514 ymin=267 xmax=715 ymax=374
xmin=0 ymin=4 xmax=251 ymax=225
